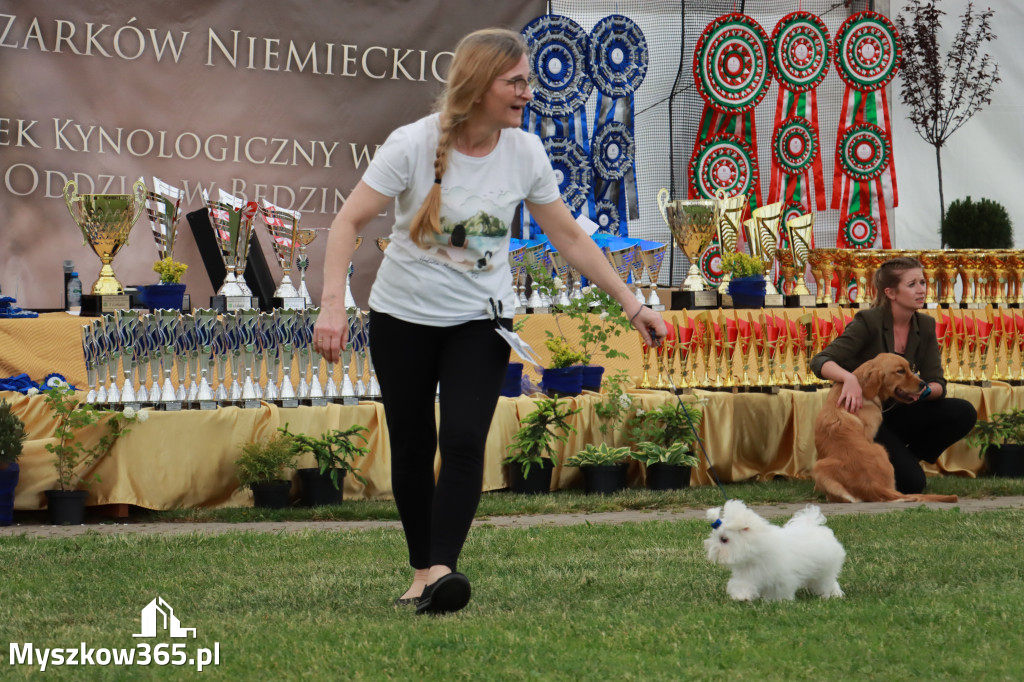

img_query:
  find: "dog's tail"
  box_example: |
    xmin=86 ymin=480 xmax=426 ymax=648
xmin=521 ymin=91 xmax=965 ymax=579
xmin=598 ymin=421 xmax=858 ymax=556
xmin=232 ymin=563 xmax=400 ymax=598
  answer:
xmin=785 ymin=504 xmax=827 ymax=527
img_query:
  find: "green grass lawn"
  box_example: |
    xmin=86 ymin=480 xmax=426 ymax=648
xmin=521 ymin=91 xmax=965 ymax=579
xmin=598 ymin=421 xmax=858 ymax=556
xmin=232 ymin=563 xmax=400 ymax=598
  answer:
xmin=2 ymin=505 xmax=1023 ymax=680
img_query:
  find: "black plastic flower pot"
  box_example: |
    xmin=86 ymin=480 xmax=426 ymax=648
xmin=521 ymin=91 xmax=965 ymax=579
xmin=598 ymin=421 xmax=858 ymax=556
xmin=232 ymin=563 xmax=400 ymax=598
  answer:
xmin=297 ymin=467 xmax=346 ymax=507
xmin=983 ymin=444 xmax=1024 ymax=478
xmin=581 ymin=463 xmax=628 ymax=495
xmin=508 ymin=459 xmax=554 ymax=495
xmin=45 ymin=489 xmax=88 ymax=525
xmin=250 ymin=480 xmax=292 ymax=509
xmin=645 ymin=463 xmax=692 ymax=491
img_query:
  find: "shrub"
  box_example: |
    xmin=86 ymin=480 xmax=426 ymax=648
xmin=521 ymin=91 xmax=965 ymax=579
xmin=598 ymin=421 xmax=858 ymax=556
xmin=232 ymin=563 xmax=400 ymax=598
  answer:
xmin=941 ymin=196 xmax=1013 ymax=249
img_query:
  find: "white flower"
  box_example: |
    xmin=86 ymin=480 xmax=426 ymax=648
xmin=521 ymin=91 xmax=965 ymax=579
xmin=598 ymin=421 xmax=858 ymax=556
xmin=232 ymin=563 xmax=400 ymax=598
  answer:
xmin=26 ymin=387 xmax=39 ymax=396
xmin=122 ymin=406 xmax=136 ymax=419
xmin=618 ymin=393 xmax=632 ymax=409
xmin=553 ymin=276 xmax=563 ymax=288
xmin=136 ymin=410 xmax=149 ymax=423
xmin=635 ymin=408 xmax=645 ymax=416
xmin=581 ymin=286 xmax=593 ymax=295
xmin=599 ymin=311 xmax=609 ymax=321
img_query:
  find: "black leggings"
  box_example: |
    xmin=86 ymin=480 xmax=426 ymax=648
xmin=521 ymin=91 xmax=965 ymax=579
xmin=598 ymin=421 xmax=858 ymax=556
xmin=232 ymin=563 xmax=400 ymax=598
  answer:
xmin=368 ymin=311 xmax=512 ymax=571
xmin=875 ymin=397 xmax=977 ymax=494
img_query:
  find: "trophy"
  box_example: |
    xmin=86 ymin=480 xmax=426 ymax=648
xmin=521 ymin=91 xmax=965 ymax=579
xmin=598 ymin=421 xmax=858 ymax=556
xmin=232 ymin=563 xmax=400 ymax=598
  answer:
xmin=547 ymin=249 xmax=573 ymax=308
xmin=344 ymin=236 xmax=363 ymax=311
xmin=603 ymin=244 xmax=638 ymax=304
xmin=275 ymin=308 xmax=300 ymax=407
xmin=258 ymin=201 xmax=304 ymax=308
xmin=143 ymin=176 xmax=183 ymax=261
xmin=176 ymin=315 xmax=192 ymax=404
xmin=508 ymin=241 xmax=528 ymax=313
xmin=260 ymin=311 xmax=280 ymax=401
xmin=63 ymin=179 xmax=147 ymax=310
xmin=523 ymin=243 xmax=550 ymax=313
xmin=193 ymin=309 xmax=219 ymax=409
xmin=744 ymin=201 xmax=784 ymax=305
xmin=639 ymin=242 xmax=668 ymax=311
xmin=786 ymin=213 xmax=817 ymax=306
xmin=204 ymin=189 xmax=258 ymax=310
xmin=89 ymin=319 xmax=109 ymax=405
xmin=657 ymin=189 xmax=719 ymax=308
xmin=81 ymin=325 xmax=99 ymax=404
xmin=154 ymin=309 xmax=181 ymax=409
xmin=628 ymin=243 xmax=648 ymax=306
xmin=115 ymin=310 xmax=143 ymax=409
xmin=304 ymin=308 xmax=327 ymax=406
xmin=335 ymin=310 xmax=361 ymax=405
xmin=295 ymin=228 xmax=321 ymax=307
xmin=714 ymin=189 xmax=746 ymax=295
xmin=234 ymin=310 xmax=261 ymax=408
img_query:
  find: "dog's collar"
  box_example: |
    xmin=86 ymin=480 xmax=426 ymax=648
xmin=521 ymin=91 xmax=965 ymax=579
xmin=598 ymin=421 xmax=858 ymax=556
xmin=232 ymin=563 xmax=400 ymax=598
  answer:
xmin=710 ymin=519 xmax=722 ymax=529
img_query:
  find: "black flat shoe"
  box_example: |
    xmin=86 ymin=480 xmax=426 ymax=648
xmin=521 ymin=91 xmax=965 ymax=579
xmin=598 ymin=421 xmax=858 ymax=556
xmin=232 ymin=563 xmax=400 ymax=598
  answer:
xmin=415 ymin=572 xmax=471 ymax=615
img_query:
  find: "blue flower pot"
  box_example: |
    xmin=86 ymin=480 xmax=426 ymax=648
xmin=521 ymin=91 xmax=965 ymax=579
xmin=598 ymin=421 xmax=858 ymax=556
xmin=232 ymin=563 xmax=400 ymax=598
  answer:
xmin=502 ymin=363 xmax=523 ymax=397
xmin=542 ymin=366 xmax=584 ymax=398
xmin=140 ymin=283 xmax=186 ymax=311
xmin=728 ymin=276 xmax=766 ymax=309
xmin=581 ymin=365 xmax=605 ymax=392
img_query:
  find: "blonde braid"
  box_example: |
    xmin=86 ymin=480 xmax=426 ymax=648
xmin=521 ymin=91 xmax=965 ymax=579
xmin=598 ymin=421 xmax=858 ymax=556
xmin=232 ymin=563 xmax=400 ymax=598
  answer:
xmin=410 ymin=115 xmax=461 ymax=247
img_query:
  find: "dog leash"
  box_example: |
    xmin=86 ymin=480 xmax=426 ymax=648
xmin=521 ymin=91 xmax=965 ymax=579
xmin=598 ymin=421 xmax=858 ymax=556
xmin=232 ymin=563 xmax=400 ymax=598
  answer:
xmin=647 ymin=332 xmax=729 ymax=503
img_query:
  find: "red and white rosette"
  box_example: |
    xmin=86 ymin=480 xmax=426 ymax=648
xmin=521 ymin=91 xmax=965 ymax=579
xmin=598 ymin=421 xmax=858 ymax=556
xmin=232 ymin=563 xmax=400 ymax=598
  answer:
xmin=691 ymin=13 xmax=772 ymax=209
xmin=831 ymin=11 xmax=901 ymax=249
xmin=768 ymin=11 xmax=830 ymax=212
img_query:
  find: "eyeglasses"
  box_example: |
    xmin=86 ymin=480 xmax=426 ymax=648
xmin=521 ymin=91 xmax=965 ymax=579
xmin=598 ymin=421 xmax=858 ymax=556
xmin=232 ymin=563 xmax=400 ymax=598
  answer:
xmin=497 ymin=76 xmax=538 ymax=97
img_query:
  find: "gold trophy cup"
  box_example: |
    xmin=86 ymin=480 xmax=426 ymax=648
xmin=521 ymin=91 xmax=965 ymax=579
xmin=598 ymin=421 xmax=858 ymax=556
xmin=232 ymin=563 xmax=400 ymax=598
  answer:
xmin=786 ymin=212 xmax=816 ymax=304
xmin=63 ymin=179 xmax=147 ymax=295
xmin=657 ymin=188 xmax=719 ymax=306
xmin=713 ymin=189 xmax=746 ymax=295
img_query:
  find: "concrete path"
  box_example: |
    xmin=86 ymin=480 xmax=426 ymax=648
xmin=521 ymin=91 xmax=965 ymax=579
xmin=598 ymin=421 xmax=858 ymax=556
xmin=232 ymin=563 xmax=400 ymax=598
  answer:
xmin=2 ymin=496 xmax=1023 ymax=539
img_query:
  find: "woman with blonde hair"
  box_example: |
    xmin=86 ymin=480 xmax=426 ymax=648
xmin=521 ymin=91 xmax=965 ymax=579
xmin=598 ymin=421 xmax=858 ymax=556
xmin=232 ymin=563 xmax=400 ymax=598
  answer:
xmin=811 ymin=256 xmax=976 ymax=495
xmin=314 ymin=28 xmax=666 ymax=615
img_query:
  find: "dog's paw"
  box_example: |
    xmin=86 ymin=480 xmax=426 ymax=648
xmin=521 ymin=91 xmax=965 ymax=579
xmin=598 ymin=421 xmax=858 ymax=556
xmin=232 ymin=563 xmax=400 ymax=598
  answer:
xmin=726 ymin=580 xmax=759 ymax=602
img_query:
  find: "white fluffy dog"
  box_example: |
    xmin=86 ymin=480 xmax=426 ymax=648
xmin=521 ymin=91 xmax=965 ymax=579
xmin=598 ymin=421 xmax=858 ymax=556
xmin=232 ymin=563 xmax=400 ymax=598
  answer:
xmin=704 ymin=500 xmax=846 ymax=602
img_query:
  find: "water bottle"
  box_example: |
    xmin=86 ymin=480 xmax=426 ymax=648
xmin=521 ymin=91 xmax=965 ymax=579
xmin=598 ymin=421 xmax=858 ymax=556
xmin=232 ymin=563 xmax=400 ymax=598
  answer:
xmin=67 ymin=272 xmax=82 ymax=315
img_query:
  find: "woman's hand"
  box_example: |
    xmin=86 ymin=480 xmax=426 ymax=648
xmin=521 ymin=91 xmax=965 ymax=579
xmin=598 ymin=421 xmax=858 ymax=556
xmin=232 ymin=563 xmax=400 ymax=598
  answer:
xmin=314 ymin=303 xmax=349 ymax=365
xmin=630 ymin=305 xmax=667 ymax=348
xmin=837 ymin=377 xmax=863 ymax=413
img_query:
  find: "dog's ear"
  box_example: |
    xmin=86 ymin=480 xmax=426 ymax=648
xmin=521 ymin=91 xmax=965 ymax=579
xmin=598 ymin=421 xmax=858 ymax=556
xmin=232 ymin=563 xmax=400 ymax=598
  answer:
xmin=705 ymin=507 xmax=722 ymax=522
xmin=858 ymin=365 xmax=883 ymax=400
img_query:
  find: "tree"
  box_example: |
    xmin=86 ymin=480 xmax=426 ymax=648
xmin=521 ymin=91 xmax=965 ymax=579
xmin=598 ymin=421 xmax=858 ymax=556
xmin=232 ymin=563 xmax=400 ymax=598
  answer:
xmin=895 ymin=0 xmax=1000 ymax=246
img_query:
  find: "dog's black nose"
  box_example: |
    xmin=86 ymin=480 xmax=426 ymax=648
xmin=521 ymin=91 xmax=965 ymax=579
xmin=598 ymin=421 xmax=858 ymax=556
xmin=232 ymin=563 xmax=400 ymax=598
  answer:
xmin=918 ymin=380 xmax=927 ymax=390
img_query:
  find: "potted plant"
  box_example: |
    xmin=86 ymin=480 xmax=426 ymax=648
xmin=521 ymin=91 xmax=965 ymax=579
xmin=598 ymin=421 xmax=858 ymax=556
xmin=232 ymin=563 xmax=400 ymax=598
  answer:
xmin=541 ymin=337 xmax=589 ymax=397
xmin=625 ymin=400 xmax=704 ymax=490
xmin=631 ymin=442 xmax=699 ymax=490
xmin=941 ymin=196 xmax=1013 ymax=249
xmin=0 ymin=399 xmax=27 ymax=526
xmin=141 ymin=256 xmax=188 ymax=311
xmin=721 ymin=252 xmax=767 ymax=308
xmin=504 ymin=397 xmax=580 ymax=494
xmin=40 ymin=383 xmax=144 ymax=524
xmin=282 ymin=424 xmax=370 ymax=506
xmin=546 ymin=285 xmax=633 ymax=393
xmin=965 ymin=408 xmax=1024 ymax=478
xmin=565 ymin=442 xmax=632 ymax=494
xmin=235 ymin=432 xmax=298 ymax=508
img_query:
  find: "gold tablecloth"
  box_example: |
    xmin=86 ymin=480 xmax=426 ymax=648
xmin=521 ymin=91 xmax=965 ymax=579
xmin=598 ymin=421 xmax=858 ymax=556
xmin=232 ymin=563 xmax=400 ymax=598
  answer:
xmin=4 ymin=382 xmax=999 ymax=512
xmin=1 ymin=310 xmax=1010 ymax=512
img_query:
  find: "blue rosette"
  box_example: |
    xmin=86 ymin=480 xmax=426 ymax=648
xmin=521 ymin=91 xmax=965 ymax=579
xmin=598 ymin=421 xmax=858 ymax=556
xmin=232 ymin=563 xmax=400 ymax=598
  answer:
xmin=542 ymin=137 xmax=591 ymax=217
xmin=588 ymin=14 xmax=648 ymax=98
xmin=591 ymin=121 xmax=634 ymax=181
xmin=522 ymin=15 xmax=592 ymax=119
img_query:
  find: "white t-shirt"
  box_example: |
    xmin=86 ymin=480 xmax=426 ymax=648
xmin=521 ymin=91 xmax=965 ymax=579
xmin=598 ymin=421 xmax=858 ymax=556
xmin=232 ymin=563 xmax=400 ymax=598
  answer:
xmin=364 ymin=113 xmax=560 ymax=326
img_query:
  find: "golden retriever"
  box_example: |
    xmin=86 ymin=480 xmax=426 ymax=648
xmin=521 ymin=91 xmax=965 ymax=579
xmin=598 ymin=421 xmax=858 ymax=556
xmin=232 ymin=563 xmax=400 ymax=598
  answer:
xmin=813 ymin=353 xmax=958 ymax=503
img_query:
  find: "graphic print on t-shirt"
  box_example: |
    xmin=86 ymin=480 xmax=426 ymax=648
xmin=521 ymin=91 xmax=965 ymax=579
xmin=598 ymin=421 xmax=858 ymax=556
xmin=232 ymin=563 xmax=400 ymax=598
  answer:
xmin=419 ymin=185 xmax=512 ymax=274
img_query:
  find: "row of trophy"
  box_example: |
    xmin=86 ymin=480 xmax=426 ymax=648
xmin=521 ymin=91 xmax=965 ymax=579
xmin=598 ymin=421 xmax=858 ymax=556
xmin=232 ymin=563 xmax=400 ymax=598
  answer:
xmin=657 ymin=189 xmax=815 ymax=309
xmin=630 ymin=306 xmax=1024 ymax=392
xmin=79 ymin=308 xmax=380 ymax=410
xmin=508 ymin=237 xmax=669 ymax=314
xmin=63 ymin=177 xmax=331 ymax=312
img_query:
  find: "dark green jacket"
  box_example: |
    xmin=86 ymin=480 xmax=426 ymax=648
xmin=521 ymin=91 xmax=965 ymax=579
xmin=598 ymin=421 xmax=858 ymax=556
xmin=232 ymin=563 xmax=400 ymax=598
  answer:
xmin=809 ymin=306 xmax=946 ymax=393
